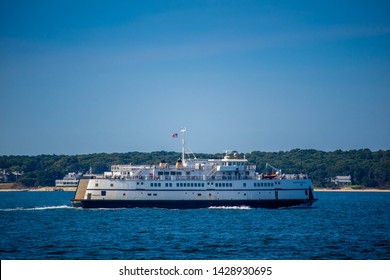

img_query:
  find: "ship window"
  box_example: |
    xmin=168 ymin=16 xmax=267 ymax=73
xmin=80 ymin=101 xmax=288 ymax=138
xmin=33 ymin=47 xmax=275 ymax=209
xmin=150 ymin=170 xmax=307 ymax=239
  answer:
xmin=110 ymin=183 xmax=114 ymax=187
xmin=101 ymin=191 xmax=106 ymax=196
xmin=123 ymin=193 xmax=126 ymax=196
xmin=151 ymin=183 xmax=154 ymax=187
xmin=137 ymin=182 xmax=139 ymax=185
xmin=141 ymin=182 xmax=143 ymax=185
xmin=158 ymin=171 xmax=163 ymax=175
xmin=230 ymin=183 xmax=233 ymax=187
xmin=180 ymin=183 xmax=183 ymax=187
xmin=148 ymin=193 xmax=152 ymax=196
xmin=191 ymin=183 xmax=194 ymax=187
xmin=158 ymin=183 xmax=161 ymax=187
xmin=198 ymin=193 xmax=202 ymax=196
xmin=95 ymin=183 xmax=98 ymax=187
xmin=171 ymin=171 xmax=175 ymax=175
xmin=202 ymin=183 xmax=204 ymax=187
xmin=165 ymin=183 xmax=168 ymax=187
xmin=153 ymin=193 xmax=157 ymax=196
xmin=176 ymin=183 xmax=179 ymax=187
xmin=169 ymin=183 xmax=172 ymax=187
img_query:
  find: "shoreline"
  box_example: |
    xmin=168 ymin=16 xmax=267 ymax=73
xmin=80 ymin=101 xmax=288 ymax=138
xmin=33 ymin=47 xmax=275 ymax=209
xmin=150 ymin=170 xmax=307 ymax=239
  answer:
xmin=0 ymin=186 xmax=76 ymax=192
xmin=0 ymin=186 xmax=389 ymax=192
xmin=314 ymin=188 xmax=390 ymax=192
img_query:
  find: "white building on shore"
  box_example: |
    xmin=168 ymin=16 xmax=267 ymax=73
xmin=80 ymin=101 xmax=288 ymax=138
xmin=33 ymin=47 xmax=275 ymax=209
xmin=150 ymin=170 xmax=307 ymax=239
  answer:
xmin=331 ymin=175 xmax=352 ymax=186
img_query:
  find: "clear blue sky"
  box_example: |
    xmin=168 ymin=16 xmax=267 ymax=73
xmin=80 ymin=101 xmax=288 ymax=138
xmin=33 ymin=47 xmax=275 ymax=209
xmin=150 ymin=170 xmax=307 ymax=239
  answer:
xmin=1 ymin=0 xmax=389 ymax=155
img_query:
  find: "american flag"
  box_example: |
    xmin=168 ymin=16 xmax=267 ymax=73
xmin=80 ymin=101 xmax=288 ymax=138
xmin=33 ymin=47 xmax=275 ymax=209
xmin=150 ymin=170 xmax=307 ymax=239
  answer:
xmin=171 ymin=133 xmax=178 ymax=138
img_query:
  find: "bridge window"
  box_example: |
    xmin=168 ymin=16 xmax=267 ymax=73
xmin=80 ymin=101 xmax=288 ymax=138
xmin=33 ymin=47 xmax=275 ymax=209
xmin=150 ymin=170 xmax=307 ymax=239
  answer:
xmin=101 ymin=191 xmax=106 ymax=196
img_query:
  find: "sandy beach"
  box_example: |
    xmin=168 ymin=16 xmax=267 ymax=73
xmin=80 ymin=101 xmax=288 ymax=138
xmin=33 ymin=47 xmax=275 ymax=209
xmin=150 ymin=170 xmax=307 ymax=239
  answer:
xmin=314 ymin=188 xmax=390 ymax=192
xmin=0 ymin=184 xmax=76 ymax=192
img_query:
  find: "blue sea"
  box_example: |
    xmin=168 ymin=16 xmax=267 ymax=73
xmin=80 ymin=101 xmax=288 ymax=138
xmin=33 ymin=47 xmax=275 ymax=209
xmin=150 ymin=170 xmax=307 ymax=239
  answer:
xmin=0 ymin=191 xmax=389 ymax=260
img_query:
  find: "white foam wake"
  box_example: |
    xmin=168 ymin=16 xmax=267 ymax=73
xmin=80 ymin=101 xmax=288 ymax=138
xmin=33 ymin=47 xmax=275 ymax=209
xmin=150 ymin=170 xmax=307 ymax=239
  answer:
xmin=208 ymin=206 xmax=251 ymax=210
xmin=0 ymin=205 xmax=72 ymax=211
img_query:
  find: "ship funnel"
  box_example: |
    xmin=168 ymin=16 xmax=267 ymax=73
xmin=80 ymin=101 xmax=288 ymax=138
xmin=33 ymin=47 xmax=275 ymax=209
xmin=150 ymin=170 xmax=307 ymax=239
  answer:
xmin=176 ymin=159 xmax=183 ymax=168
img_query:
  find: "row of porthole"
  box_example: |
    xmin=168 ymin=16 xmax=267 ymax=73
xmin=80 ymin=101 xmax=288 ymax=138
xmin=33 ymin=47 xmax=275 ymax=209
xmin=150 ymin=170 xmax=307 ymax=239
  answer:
xmin=101 ymin=191 xmax=275 ymax=197
xmin=97 ymin=181 xmax=282 ymax=188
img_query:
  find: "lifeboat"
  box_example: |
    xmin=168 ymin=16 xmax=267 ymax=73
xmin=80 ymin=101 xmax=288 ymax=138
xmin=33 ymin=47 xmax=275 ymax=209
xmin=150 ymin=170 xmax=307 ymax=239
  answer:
xmin=263 ymin=173 xmax=278 ymax=179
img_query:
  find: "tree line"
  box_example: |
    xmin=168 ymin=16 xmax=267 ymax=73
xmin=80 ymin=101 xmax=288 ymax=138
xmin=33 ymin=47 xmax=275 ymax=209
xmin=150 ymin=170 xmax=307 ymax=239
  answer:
xmin=0 ymin=149 xmax=389 ymax=188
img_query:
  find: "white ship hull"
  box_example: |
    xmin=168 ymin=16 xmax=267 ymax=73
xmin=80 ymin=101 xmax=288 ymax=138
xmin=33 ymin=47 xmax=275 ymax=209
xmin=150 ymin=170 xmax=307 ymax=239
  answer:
xmin=72 ymin=178 xmax=317 ymax=209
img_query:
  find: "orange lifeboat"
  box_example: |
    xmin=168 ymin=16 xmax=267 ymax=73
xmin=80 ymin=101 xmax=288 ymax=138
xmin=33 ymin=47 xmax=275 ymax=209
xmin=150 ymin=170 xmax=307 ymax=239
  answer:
xmin=263 ymin=174 xmax=278 ymax=179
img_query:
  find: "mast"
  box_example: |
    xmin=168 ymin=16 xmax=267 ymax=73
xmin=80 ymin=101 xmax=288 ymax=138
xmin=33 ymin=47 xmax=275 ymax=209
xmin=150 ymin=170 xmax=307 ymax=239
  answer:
xmin=181 ymin=127 xmax=186 ymax=164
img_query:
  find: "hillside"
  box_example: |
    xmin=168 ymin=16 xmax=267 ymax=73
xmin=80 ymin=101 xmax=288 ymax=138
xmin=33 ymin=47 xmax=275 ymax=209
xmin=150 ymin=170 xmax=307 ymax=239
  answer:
xmin=0 ymin=149 xmax=389 ymax=188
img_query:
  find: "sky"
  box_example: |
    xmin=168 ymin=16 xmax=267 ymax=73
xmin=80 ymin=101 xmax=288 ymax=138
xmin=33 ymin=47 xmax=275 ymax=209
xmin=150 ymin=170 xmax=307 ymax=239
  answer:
xmin=1 ymin=0 xmax=389 ymax=155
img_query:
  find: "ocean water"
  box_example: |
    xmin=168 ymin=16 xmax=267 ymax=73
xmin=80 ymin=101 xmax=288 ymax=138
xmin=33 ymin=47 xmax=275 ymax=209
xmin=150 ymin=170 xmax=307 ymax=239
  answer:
xmin=0 ymin=191 xmax=389 ymax=260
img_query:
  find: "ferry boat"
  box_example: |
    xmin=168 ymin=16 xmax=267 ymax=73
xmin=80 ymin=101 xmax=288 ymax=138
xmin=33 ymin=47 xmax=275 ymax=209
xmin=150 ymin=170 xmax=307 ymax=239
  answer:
xmin=71 ymin=129 xmax=318 ymax=209
xmin=55 ymin=172 xmax=82 ymax=188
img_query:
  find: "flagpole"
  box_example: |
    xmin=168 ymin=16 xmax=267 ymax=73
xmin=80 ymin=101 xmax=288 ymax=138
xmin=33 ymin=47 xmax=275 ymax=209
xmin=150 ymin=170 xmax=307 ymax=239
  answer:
xmin=181 ymin=127 xmax=186 ymax=164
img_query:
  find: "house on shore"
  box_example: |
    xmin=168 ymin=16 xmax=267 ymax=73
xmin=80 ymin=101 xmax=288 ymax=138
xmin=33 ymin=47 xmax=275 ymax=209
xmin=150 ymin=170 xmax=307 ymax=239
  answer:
xmin=331 ymin=175 xmax=352 ymax=186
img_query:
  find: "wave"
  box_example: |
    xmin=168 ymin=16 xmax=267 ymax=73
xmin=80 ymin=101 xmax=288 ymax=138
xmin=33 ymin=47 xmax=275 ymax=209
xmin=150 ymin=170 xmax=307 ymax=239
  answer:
xmin=208 ymin=206 xmax=251 ymax=210
xmin=0 ymin=205 xmax=72 ymax=211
